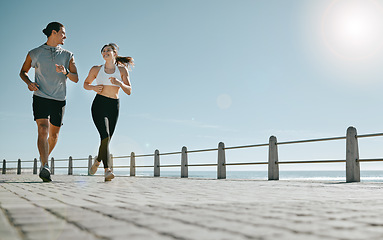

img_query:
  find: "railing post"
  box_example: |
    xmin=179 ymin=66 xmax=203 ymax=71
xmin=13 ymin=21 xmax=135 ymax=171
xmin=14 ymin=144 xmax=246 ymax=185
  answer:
xmin=88 ymin=155 xmax=92 ymax=176
xmin=130 ymin=152 xmax=136 ymax=176
xmin=51 ymin=157 xmax=55 ymax=175
xmin=17 ymin=159 xmax=21 ymax=175
xmin=109 ymin=154 xmax=114 ymax=171
xmin=154 ymin=149 xmax=160 ymax=177
xmin=2 ymin=159 xmax=6 ymax=174
xmin=33 ymin=158 xmax=37 ymax=174
xmin=68 ymin=156 xmax=73 ymax=175
xmin=217 ymin=142 xmax=226 ymax=179
xmin=181 ymin=146 xmax=188 ymax=178
xmin=346 ymin=126 xmax=360 ymax=182
xmin=268 ymin=136 xmax=279 ymax=180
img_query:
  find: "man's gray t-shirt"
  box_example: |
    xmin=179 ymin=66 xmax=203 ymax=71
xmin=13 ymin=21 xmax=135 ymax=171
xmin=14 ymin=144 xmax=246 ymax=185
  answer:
xmin=29 ymin=44 xmax=73 ymax=101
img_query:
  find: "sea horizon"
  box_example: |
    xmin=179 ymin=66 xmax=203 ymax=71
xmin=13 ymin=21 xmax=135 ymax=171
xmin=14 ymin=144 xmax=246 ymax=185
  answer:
xmin=6 ymin=169 xmax=383 ymax=182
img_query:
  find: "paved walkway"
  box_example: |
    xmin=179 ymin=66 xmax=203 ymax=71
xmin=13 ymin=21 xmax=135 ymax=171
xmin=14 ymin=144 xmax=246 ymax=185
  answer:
xmin=1 ymin=175 xmax=383 ymax=240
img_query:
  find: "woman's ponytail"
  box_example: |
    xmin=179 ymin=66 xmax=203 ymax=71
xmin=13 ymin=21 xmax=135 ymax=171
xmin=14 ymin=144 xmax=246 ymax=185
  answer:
xmin=116 ymin=56 xmax=135 ymax=70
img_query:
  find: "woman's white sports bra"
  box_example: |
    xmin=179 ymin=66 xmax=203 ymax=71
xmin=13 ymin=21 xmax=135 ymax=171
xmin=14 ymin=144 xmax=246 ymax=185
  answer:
xmin=95 ymin=64 xmax=121 ymax=86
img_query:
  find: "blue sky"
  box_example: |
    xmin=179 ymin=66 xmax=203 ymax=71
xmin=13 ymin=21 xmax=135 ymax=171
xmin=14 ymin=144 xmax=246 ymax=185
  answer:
xmin=1 ymin=0 xmax=383 ymax=171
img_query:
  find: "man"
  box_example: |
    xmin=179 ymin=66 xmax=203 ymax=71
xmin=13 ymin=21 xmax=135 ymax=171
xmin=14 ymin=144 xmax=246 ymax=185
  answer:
xmin=19 ymin=22 xmax=78 ymax=182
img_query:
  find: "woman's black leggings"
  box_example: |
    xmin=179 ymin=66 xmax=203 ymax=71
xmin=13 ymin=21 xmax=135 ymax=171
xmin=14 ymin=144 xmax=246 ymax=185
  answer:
xmin=91 ymin=94 xmax=119 ymax=168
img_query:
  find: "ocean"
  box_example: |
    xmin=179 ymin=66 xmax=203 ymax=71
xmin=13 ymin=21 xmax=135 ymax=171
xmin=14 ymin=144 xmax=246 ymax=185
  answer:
xmin=4 ymin=166 xmax=383 ymax=182
xmin=45 ymin=170 xmax=383 ymax=182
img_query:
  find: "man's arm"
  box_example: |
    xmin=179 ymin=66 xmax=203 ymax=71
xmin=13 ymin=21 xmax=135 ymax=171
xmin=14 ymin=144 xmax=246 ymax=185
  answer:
xmin=55 ymin=57 xmax=79 ymax=83
xmin=67 ymin=57 xmax=79 ymax=83
xmin=19 ymin=54 xmax=39 ymax=91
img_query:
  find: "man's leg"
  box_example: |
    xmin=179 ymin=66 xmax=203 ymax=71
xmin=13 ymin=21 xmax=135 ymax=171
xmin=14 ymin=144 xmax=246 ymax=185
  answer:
xmin=36 ymin=119 xmax=49 ymax=166
xmin=36 ymin=118 xmax=52 ymax=182
xmin=48 ymin=123 xmax=61 ymax=155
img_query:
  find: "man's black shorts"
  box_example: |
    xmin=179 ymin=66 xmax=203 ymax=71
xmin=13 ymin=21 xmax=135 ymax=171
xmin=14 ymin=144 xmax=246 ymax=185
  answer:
xmin=32 ymin=95 xmax=66 ymax=127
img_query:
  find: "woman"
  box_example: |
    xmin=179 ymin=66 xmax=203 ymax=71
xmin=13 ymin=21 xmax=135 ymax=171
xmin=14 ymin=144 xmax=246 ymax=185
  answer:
xmin=84 ymin=43 xmax=133 ymax=181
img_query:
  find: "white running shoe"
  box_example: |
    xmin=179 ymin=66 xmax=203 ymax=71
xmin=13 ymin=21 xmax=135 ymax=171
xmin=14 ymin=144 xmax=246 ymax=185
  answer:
xmin=105 ymin=169 xmax=115 ymax=181
xmin=89 ymin=157 xmax=100 ymax=175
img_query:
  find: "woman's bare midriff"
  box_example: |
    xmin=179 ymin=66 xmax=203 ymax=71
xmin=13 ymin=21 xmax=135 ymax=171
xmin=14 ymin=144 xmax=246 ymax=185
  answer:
xmin=98 ymin=85 xmax=120 ymax=99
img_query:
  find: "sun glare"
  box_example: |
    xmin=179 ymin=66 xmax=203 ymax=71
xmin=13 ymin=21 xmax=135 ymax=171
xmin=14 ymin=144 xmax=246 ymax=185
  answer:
xmin=322 ymin=0 xmax=383 ymax=60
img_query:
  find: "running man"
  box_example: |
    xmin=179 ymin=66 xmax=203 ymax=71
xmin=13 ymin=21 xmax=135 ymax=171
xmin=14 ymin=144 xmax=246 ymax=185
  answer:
xmin=19 ymin=22 xmax=78 ymax=182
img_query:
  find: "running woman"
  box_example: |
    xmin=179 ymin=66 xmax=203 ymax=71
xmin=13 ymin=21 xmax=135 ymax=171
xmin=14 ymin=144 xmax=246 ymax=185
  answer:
xmin=19 ymin=22 xmax=78 ymax=182
xmin=84 ymin=43 xmax=133 ymax=181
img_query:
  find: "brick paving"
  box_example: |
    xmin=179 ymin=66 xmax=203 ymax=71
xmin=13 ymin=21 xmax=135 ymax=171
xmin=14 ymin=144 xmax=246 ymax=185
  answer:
xmin=1 ymin=174 xmax=383 ymax=240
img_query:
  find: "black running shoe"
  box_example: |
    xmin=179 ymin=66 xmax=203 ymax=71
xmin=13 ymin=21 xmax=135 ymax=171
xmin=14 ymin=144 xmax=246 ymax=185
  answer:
xmin=39 ymin=166 xmax=52 ymax=182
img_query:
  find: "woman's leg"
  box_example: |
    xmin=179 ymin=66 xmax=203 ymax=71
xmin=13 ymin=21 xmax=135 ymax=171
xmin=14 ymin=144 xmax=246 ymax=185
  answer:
xmin=91 ymin=96 xmax=110 ymax=168
xmin=107 ymin=99 xmax=120 ymax=140
xmin=102 ymin=98 xmax=119 ymax=171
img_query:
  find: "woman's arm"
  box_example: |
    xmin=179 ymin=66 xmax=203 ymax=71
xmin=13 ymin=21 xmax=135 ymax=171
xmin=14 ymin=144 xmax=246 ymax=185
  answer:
xmin=110 ymin=66 xmax=131 ymax=95
xmin=83 ymin=66 xmax=104 ymax=93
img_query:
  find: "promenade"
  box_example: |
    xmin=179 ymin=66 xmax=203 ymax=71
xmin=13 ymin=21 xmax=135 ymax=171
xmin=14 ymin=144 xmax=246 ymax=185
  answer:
xmin=1 ymin=175 xmax=383 ymax=240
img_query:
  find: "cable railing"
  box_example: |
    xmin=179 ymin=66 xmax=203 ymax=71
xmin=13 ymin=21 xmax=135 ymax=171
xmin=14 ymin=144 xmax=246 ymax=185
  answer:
xmin=2 ymin=126 xmax=383 ymax=182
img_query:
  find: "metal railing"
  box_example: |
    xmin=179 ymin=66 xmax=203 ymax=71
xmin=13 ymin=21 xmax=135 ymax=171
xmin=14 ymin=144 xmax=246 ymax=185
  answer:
xmin=2 ymin=126 xmax=383 ymax=182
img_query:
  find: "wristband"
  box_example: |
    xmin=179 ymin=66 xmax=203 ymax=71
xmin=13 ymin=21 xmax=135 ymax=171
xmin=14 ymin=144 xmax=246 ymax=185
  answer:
xmin=65 ymin=68 xmax=70 ymax=76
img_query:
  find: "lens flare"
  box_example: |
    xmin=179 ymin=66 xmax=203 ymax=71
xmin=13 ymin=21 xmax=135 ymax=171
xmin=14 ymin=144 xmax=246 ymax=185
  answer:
xmin=322 ymin=0 xmax=383 ymax=60
xmin=217 ymin=94 xmax=232 ymax=110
